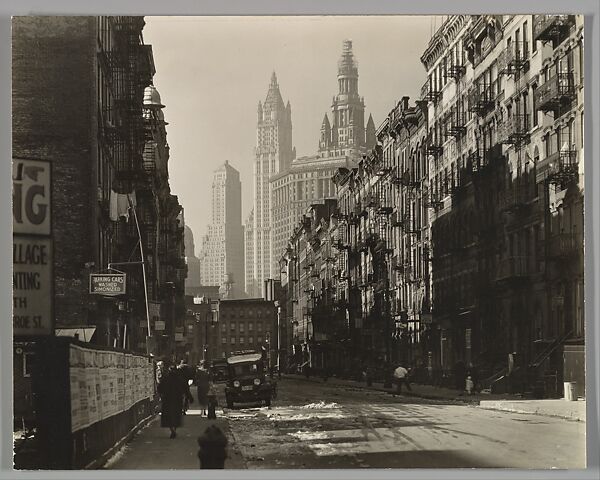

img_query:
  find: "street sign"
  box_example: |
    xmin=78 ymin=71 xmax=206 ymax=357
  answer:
xmin=13 ymin=158 xmax=51 ymax=235
xmin=89 ymin=274 xmax=126 ymax=296
xmin=13 ymin=237 xmax=53 ymax=336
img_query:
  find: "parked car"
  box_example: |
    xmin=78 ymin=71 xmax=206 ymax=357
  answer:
xmin=210 ymin=359 xmax=229 ymax=383
xmin=224 ymin=352 xmax=274 ymax=408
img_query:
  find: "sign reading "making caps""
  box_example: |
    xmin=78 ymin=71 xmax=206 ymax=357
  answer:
xmin=89 ymin=274 xmax=126 ymax=296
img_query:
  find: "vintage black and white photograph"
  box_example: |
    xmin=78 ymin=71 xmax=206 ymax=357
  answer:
xmin=11 ymin=14 xmax=586 ymax=470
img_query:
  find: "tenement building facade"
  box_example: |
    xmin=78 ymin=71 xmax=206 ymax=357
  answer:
xmin=12 ymin=16 xmax=187 ymax=357
xmin=199 ymin=160 xmax=244 ymax=298
xmin=279 ymin=15 xmax=584 ymax=398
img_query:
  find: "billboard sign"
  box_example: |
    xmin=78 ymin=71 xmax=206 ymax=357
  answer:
xmin=13 ymin=159 xmax=51 ymax=235
xmin=89 ymin=274 xmax=126 ymax=296
xmin=13 ymin=237 xmax=53 ymax=335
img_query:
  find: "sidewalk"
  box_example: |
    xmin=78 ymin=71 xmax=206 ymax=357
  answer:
xmin=103 ymin=407 xmax=246 ymax=469
xmin=479 ymin=399 xmax=586 ymax=422
xmin=283 ymin=373 xmax=515 ymax=404
xmin=282 ymin=374 xmax=585 ymax=421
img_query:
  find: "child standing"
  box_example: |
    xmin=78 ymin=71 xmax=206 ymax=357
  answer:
xmin=207 ymin=381 xmax=218 ymax=419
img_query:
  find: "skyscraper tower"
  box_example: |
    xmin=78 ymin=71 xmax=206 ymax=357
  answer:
xmin=319 ymin=39 xmax=376 ymax=158
xmin=247 ymin=73 xmax=294 ymax=297
xmin=199 ymin=160 xmax=244 ymax=298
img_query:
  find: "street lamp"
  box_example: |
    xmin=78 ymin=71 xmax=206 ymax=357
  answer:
xmin=274 ymin=300 xmax=281 ymax=374
xmin=194 ymin=296 xmax=217 ymax=364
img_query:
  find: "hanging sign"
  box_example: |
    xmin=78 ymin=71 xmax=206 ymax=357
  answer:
xmin=89 ymin=274 xmax=127 ymax=295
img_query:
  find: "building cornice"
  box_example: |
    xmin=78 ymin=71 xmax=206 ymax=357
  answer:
xmin=421 ymin=15 xmax=470 ymax=71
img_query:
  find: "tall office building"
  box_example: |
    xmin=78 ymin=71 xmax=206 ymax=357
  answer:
xmin=270 ymin=40 xmax=376 ymax=276
xmin=246 ymin=73 xmax=295 ymax=297
xmin=199 ymin=161 xmax=244 ymax=298
xmin=184 ymin=225 xmax=202 ymax=296
xmin=244 ymin=210 xmax=256 ymax=296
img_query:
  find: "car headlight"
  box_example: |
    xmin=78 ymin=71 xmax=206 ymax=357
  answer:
xmin=253 ymin=378 xmax=261 ymax=386
xmin=233 ymin=380 xmax=240 ymax=388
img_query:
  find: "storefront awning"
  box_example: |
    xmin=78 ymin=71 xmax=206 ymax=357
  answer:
xmin=55 ymin=327 xmax=96 ymax=342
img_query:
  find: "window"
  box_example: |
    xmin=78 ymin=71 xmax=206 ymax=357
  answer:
xmin=221 ymin=323 xmax=227 ymax=333
xmin=230 ymin=337 xmax=236 ymax=345
xmin=239 ymin=337 xmax=245 ymax=344
xmin=257 ymin=336 xmax=263 ymax=344
xmin=239 ymin=323 xmax=245 ymax=333
xmin=257 ymin=322 xmax=263 ymax=332
xmin=248 ymin=336 xmax=254 ymax=344
xmin=230 ymin=322 xmax=236 ymax=332
xmin=221 ymin=337 xmax=227 ymax=344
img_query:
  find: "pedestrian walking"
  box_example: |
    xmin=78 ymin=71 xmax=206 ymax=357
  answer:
xmin=177 ymin=361 xmax=194 ymax=415
xmin=465 ymin=375 xmax=474 ymax=395
xmin=195 ymin=365 xmax=210 ymax=416
xmin=157 ymin=362 xmax=191 ymax=439
xmin=206 ymin=381 xmax=218 ymax=419
xmin=393 ymin=365 xmax=412 ymax=394
xmin=467 ymin=362 xmax=480 ymax=393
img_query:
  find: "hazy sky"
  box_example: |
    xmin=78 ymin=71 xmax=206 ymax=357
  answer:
xmin=143 ymin=16 xmax=437 ymax=247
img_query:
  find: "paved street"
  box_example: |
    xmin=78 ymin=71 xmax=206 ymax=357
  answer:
xmin=106 ymin=377 xmax=585 ymax=469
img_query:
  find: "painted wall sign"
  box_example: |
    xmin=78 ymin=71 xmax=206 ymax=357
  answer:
xmin=89 ymin=274 xmax=126 ymax=295
xmin=13 ymin=237 xmax=53 ymax=335
xmin=13 ymin=159 xmax=51 ymax=236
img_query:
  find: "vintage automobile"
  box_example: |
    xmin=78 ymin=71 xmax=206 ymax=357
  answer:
xmin=210 ymin=359 xmax=229 ymax=383
xmin=224 ymin=351 xmax=274 ymax=408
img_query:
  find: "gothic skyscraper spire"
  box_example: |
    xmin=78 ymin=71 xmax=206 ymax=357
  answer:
xmin=245 ymin=73 xmax=294 ymax=297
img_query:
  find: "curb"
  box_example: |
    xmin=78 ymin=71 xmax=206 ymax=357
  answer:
xmin=281 ymin=375 xmax=480 ymax=405
xmin=478 ymin=403 xmax=586 ymax=422
xmin=86 ymin=413 xmax=158 ymax=469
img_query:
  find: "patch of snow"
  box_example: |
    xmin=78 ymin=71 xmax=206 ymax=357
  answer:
xmin=300 ymin=401 xmax=340 ymax=409
xmin=290 ymin=430 xmax=329 ymax=441
xmin=102 ymin=445 xmax=130 ymax=469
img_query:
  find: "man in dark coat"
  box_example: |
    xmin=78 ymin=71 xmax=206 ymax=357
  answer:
xmin=158 ymin=363 xmax=191 ymax=439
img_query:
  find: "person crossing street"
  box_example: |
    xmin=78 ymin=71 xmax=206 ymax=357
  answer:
xmin=393 ymin=365 xmax=412 ymax=394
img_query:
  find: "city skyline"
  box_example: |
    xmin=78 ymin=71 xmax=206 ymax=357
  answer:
xmin=143 ymin=16 xmax=434 ymax=242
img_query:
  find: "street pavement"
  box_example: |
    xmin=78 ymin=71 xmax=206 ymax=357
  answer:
xmin=287 ymin=373 xmax=587 ymax=421
xmin=105 ymin=377 xmax=586 ymax=470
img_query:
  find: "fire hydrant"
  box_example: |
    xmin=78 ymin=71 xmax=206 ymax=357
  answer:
xmin=197 ymin=425 xmax=228 ymax=469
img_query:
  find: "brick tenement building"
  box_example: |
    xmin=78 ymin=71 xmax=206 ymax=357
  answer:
xmin=217 ymin=299 xmax=276 ymax=361
xmin=278 ymin=15 xmax=584 ymax=397
xmin=12 ymin=16 xmax=186 ymax=355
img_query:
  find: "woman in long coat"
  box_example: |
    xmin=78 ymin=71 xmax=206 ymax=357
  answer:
xmin=158 ymin=364 xmax=190 ymax=438
xmin=195 ymin=367 xmax=210 ymax=416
